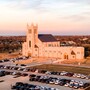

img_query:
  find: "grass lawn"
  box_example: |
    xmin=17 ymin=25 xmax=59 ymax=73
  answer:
xmin=31 ymin=64 xmax=90 ymax=75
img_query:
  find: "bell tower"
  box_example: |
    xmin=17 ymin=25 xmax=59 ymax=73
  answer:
xmin=26 ymin=23 xmax=38 ymax=56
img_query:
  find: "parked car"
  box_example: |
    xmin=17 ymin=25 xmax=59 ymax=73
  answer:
xmin=86 ymin=76 xmax=90 ymax=80
xmin=0 ymin=70 xmax=5 ymax=77
xmin=11 ymin=82 xmax=58 ymax=90
xmin=0 ymin=60 xmax=3 ymax=63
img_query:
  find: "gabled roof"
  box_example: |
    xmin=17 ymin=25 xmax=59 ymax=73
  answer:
xmin=71 ymin=50 xmax=76 ymax=55
xmin=38 ymin=34 xmax=57 ymax=42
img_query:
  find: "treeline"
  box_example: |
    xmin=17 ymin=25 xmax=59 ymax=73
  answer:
xmin=55 ymin=35 xmax=90 ymax=45
xmin=0 ymin=36 xmax=26 ymax=53
xmin=0 ymin=36 xmax=26 ymax=41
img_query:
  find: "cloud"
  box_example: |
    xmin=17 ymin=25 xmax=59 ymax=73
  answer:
xmin=63 ymin=13 xmax=90 ymax=22
xmin=1 ymin=0 xmax=90 ymax=14
xmin=0 ymin=0 xmax=89 ymax=36
xmin=65 ymin=15 xmax=86 ymax=21
xmin=1 ymin=0 xmax=89 ymax=24
xmin=0 ymin=0 xmax=42 ymax=10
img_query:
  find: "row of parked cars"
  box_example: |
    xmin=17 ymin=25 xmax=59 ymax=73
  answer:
xmin=0 ymin=59 xmax=9 ymax=63
xmin=11 ymin=56 xmax=30 ymax=61
xmin=35 ymin=70 xmax=90 ymax=80
xmin=15 ymin=67 xmax=90 ymax=80
xmin=46 ymin=70 xmax=90 ymax=80
xmin=29 ymin=74 xmax=90 ymax=89
xmin=0 ymin=56 xmax=30 ymax=63
xmin=0 ymin=64 xmax=90 ymax=80
xmin=0 ymin=69 xmax=28 ymax=77
xmin=11 ymin=82 xmax=58 ymax=90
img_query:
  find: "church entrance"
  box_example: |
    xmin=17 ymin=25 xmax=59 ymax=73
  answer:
xmin=28 ymin=53 xmax=31 ymax=57
xmin=64 ymin=54 xmax=68 ymax=59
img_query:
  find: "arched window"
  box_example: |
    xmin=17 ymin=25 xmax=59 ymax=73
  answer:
xmin=34 ymin=29 xmax=37 ymax=34
xmin=28 ymin=29 xmax=32 ymax=33
xmin=29 ymin=41 xmax=31 ymax=47
xmin=64 ymin=53 xmax=68 ymax=59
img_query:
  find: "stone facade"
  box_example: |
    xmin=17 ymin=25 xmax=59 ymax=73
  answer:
xmin=22 ymin=24 xmax=84 ymax=60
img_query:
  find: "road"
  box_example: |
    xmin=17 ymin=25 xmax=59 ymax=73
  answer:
xmin=0 ymin=59 xmax=90 ymax=68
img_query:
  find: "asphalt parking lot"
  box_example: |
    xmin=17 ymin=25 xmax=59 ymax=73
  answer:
xmin=0 ymin=75 xmax=74 ymax=90
xmin=0 ymin=57 xmax=90 ymax=90
xmin=0 ymin=68 xmax=90 ymax=90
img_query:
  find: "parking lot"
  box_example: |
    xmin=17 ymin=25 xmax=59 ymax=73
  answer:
xmin=0 ymin=75 xmax=74 ymax=90
xmin=0 ymin=66 xmax=90 ymax=90
xmin=0 ymin=57 xmax=90 ymax=90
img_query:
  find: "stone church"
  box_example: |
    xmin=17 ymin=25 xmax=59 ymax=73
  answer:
xmin=22 ymin=23 xmax=84 ymax=60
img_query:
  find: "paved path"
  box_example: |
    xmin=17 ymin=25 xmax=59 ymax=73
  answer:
xmin=0 ymin=59 xmax=90 ymax=68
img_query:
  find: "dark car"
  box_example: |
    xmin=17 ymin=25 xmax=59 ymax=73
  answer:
xmin=0 ymin=60 xmax=3 ymax=63
xmin=21 ymin=73 xmax=28 ymax=77
xmin=29 ymin=74 xmax=36 ymax=78
xmin=34 ymin=75 xmax=41 ymax=81
xmin=3 ymin=59 xmax=9 ymax=62
xmin=20 ymin=64 xmax=26 ymax=66
xmin=0 ymin=70 xmax=5 ymax=77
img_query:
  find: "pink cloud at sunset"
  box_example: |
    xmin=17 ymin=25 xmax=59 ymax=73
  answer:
xmin=0 ymin=0 xmax=90 ymax=35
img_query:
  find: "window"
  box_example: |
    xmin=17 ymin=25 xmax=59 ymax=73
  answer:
xmin=73 ymin=56 xmax=75 ymax=58
xmin=54 ymin=44 xmax=56 ymax=47
xmin=48 ymin=44 xmax=51 ymax=47
xmin=45 ymin=51 xmax=47 ymax=52
xmin=34 ymin=29 xmax=37 ymax=34
xmin=35 ymin=49 xmax=37 ymax=51
xmin=28 ymin=29 xmax=32 ymax=33
xmin=54 ymin=51 xmax=56 ymax=53
xmin=57 ymin=44 xmax=59 ymax=47
xmin=77 ymin=52 xmax=80 ymax=54
xmin=29 ymin=41 xmax=31 ymax=47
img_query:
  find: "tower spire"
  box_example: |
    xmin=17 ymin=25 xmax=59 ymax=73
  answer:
xmin=27 ymin=23 xmax=29 ymax=29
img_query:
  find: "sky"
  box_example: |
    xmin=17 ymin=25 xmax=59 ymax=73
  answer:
xmin=0 ymin=0 xmax=90 ymax=36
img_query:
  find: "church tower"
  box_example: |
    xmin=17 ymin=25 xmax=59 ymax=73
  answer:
xmin=26 ymin=23 xmax=38 ymax=56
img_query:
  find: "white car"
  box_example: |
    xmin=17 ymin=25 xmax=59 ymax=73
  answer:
xmin=81 ymin=74 xmax=86 ymax=79
xmin=79 ymin=81 xmax=84 ymax=87
xmin=64 ymin=83 xmax=70 ymax=87
xmin=54 ymin=79 xmax=61 ymax=85
xmin=12 ymin=72 xmax=17 ymax=75
xmin=77 ymin=74 xmax=81 ymax=78
xmin=45 ymin=71 xmax=51 ymax=75
xmin=73 ymin=73 xmax=78 ymax=77
xmin=86 ymin=76 xmax=90 ymax=79
xmin=49 ymin=79 xmax=56 ymax=84
xmin=74 ymin=83 xmax=80 ymax=89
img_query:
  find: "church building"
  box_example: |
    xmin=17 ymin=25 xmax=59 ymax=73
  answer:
xmin=22 ymin=23 xmax=84 ymax=60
